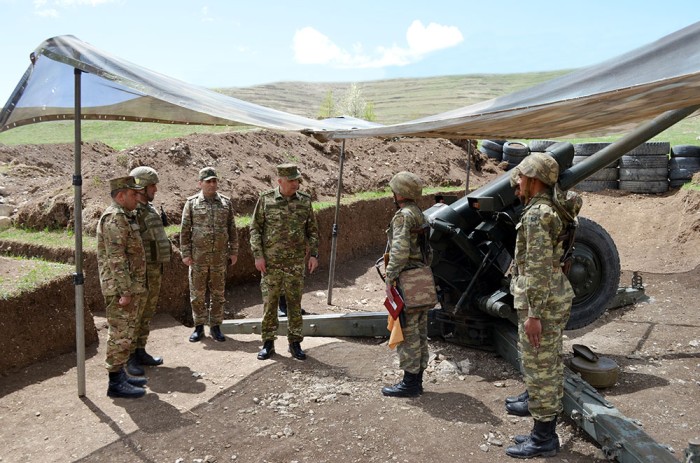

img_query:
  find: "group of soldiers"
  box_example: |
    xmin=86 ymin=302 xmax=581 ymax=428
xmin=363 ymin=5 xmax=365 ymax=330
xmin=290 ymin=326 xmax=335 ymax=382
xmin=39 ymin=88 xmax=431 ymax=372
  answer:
xmin=97 ymin=162 xmax=319 ymax=400
xmin=97 ymin=154 xmax=577 ymax=459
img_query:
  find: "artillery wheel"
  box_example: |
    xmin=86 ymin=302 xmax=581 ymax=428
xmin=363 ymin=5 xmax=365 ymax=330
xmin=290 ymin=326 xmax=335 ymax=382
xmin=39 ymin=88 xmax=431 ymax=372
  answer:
xmin=566 ymin=217 xmax=621 ymax=330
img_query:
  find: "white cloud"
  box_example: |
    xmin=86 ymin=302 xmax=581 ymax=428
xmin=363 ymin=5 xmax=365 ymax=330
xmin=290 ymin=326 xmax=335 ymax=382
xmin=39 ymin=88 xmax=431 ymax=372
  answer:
xmin=293 ymin=20 xmax=463 ymax=69
xmin=33 ymin=0 xmax=116 ymax=17
xmin=201 ymin=6 xmax=213 ymax=22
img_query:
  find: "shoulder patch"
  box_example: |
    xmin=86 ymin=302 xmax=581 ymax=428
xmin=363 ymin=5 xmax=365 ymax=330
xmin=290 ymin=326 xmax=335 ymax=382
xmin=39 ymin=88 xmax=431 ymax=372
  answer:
xmin=186 ymin=194 xmax=198 ymax=201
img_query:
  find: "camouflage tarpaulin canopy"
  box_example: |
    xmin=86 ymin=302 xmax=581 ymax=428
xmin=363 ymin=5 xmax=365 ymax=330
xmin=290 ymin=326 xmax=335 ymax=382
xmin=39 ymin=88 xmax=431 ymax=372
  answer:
xmin=3 ymin=21 xmax=700 ymax=139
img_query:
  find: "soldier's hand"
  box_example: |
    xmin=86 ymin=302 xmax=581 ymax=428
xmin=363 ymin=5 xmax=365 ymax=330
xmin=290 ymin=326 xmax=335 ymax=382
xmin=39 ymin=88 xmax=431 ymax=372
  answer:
xmin=385 ymin=284 xmax=395 ymax=303
xmin=118 ymin=295 xmax=132 ymax=307
xmin=229 ymin=255 xmax=238 ymax=266
xmin=254 ymin=257 xmax=266 ymax=274
xmin=524 ymin=317 xmax=542 ymax=348
xmin=308 ymin=256 xmax=318 ymax=274
xmin=182 ymin=257 xmax=193 ymax=267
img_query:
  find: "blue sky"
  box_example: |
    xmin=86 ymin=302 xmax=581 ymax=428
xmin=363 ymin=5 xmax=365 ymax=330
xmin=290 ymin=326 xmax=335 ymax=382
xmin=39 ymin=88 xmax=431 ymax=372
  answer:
xmin=1 ymin=0 xmax=698 ymax=106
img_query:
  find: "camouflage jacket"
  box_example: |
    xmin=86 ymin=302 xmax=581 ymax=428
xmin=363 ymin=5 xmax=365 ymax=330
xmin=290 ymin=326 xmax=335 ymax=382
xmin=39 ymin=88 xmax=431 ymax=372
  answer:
xmin=385 ymin=201 xmax=427 ymax=285
xmin=134 ymin=202 xmax=172 ymax=264
xmin=96 ymin=202 xmax=146 ymax=297
xmin=249 ymin=187 xmax=319 ymax=268
xmin=180 ymin=192 xmax=238 ymax=265
xmin=510 ymin=191 xmax=575 ymax=317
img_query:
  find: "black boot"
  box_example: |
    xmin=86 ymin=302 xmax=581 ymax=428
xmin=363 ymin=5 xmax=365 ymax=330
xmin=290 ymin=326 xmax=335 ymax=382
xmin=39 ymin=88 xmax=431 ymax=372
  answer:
xmin=417 ymin=370 xmax=425 ymax=394
xmin=381 ymin=371 xmax=421 ymax=397
xmin=506 ymin=418 xmax=559 ymax=458
xmin=126 ymin=353 xmax=145 ymax=376
xmin=513 ymin=430 xmax=560 ymax=445
xmin=506 ymin=398 xmax=531 ymax=416
xmin=107 ymin=369 xmax=146 ymax=399
xmin=257 ymin=340 xmax=275 ymax=360
xmin=288 ymin=341 xmax=306 ymax=360
xmin=135 ymin=347 xmax=163 ymax=366
xmin=210 ymin=325 xmax=226 ymax=342
xmin=189 ymin=325 xmax=204 ymax=342
xmin=505 ymin=389 xmax=529 ymax=404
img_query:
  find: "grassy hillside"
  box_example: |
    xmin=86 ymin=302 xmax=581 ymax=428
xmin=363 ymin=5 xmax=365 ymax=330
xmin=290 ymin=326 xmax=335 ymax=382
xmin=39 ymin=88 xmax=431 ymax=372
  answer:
xmin=1 ymin=70 xmax=698 ymax=149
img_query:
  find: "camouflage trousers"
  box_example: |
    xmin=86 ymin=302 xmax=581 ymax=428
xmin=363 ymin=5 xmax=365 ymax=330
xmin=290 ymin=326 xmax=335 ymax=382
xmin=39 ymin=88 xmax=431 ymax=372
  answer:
xmin=397 ymin=309 xmax=429 ymax=374
xmin=105 ymin=294 xmax=140 ymax=372
xmin=189 ymin=263 xmax=227 ymax=326
xmin=132 ymin=263 xmax=162 ymax=351
xmin=517 ymin=302 xmax=571 ymax=421
xmin=260 ymin=267 xmax=305 ymax=343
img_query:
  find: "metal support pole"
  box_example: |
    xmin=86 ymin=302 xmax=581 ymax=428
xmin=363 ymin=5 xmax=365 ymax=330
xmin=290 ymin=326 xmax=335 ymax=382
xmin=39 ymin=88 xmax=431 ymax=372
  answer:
xmin=73 ymin=68 xmax=86 ymax=397
xmin=327 ymin=140 xmax=346 ymax=305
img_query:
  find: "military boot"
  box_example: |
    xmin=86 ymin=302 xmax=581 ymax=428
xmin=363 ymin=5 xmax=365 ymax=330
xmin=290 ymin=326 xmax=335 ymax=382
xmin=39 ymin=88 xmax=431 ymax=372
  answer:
xmin=505 ymin=389 xmax=529 ymax=404
xmin=417 ymin=369 xmax=425 ymax=394
xmin=288 ymin=341 xmax=306 ymax=360
xmin=107 ymin=369 xmax=146 ymax=399
xmin=135 ymin=347 xmax=163 ymax=366
xmin=257 ymin=340 xmax=275 ymax=360
xmin=189 ymin=325 xmax=205 ymax=342
xmin=210 ymin=325 xmax=226 ymax=342
xmin=506 ymin=398 xmax=531 ymax=416
xmin=506 ymin=418 xmax=559 ymax=458
xmin=381 ymin=371 xmax=421 ymax=397
xmin=126 ymin=353 xmax=145 ymax=376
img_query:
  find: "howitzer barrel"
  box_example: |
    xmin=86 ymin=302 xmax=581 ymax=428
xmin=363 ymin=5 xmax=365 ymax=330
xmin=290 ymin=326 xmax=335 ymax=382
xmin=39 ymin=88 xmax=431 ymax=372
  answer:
xmin=560 ymin=105 xmax=700 ymax=190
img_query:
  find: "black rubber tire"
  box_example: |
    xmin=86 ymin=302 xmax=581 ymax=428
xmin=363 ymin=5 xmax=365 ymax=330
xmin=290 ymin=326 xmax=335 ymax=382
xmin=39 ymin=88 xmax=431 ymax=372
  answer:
xmin=572 ymin=155 xmax=618 ymax=169
xmin=585 ymin=168 xmax=619 ymax=181
xmin=619 ymin=180 xmax=669 ymax=193
xmin=503 ymin=141 xmax=529 ymax=155
xmin=669 ymin=179 xmax=690 ymax=188
xmin=668 ymin=157 xmax=700 ymax=180
xmin=671 ymin=145 xmax=700 ymax=158
xmin=618 ymin=155 xmax=668 ymax=169
xmin=529 ymin=140 xmax=558 ymax=152
xmin=626 ymin=141 xmax=671 ymax=156
xmin=481 ymin=139 xmax=505 ymax=152
xmin=574 ymin=180 xmax=619 ymax=192
xmin=567 ymin=217 xmax=621 ymax=330
xmin=618 ymin=167 xmax=668 ymax=182
xmin=573 ymin=142 xmax=611 ymax=156
xmin=480 ymin=146 xmax=503 ymax=161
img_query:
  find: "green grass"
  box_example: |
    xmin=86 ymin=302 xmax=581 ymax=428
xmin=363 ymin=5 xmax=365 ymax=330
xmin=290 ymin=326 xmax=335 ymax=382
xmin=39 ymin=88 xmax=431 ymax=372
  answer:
xmin=0 ymin=227 xmax=96 ymax=249
xmin=0 ymin=256 xmax=73 ymax=299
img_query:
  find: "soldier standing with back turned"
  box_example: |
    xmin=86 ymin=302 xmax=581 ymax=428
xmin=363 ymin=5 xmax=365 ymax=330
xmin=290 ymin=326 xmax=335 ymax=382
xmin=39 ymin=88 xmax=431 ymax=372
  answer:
xmin=125 ymin=166 xmax=171 ymax=376
xmin=381 ymin=171 xmax=430 ymax=398
xmin=250 ymin=163 xmax=319 ymax=361
xmin=180 ymin=167 xmax=239 ymax=343
xmin=97 ymin=176 xmax=148 ymax=398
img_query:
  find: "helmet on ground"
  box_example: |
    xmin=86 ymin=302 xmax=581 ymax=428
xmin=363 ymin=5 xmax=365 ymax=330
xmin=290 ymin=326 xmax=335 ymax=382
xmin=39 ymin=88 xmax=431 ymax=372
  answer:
xmin=389 ymin=171 xmax=423 ymax=200
xmin=515 ymin=152 xmax=559 ymax=186
xmin=129 ymin=166 xmax=160 ymax=187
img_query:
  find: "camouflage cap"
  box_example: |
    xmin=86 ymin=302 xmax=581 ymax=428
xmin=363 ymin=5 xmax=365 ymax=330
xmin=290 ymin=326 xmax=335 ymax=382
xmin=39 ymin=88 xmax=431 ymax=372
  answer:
xmin=199 ymin=166 xmax=218 ymax=181
xmin=515 ymin=152 xmax=559 ymax=187
xmin=109 ymin=176 xmax=144 ymax=193
xmin=277 ymin=163 xmax=302 ymax=181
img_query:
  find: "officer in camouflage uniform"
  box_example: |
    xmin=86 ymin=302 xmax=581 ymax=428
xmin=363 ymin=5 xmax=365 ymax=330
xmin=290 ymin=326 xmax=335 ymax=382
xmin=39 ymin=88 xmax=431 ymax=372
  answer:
xmin=250 ymin=163 xmax=319 ymax=361
xmin=97 ymin=176 xmax=149 ymax=399
xmin=381 ymin=171 xmax=430 ymax=398
xmin=180 ymin=167 xmax=239 ymax=343
xmin=125 ymin=166 xmax=171 ymax=376
xmin=505 ymin=152 xmax=580 ymax=459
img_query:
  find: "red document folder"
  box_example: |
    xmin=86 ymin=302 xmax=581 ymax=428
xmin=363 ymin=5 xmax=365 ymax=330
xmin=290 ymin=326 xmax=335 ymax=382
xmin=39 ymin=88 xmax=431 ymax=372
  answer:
xmin=384 ymin=286 xmax=404 ymax=319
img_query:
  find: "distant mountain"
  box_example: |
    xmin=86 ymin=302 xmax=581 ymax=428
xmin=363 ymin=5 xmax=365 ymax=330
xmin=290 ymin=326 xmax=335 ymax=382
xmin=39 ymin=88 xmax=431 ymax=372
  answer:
xmin=214 ymin=71 xmax=570 ymax=125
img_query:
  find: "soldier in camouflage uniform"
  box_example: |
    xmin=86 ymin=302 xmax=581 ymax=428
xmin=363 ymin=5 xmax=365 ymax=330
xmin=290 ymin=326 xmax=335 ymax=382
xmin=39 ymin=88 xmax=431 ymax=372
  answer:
xmin=125 ymin=166 xmax=171 ymax=376
xmin=97 ymin=176 xmax=149 ymax=399
xmin=505 ymin=152 xmax=580 ymax=459
xmin=381 ymin=171 xmax=430 ymax=398
xmin=180 ymin=167 xmax=239 ymax=343
xmin=250 ymin=163 xmax=319 ymax=361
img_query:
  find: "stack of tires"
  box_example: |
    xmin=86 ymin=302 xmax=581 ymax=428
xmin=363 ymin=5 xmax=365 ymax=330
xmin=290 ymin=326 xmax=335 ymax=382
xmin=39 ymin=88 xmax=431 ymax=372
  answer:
xmin=572 ymin=143 xmax=619 ymax=192
xmin=528 ymin=140 xmax=559 ymax=153
xmin=618 ymin=142 xmax=670 ymax=194
xmin=479 ymin=140 xmax=506 ymax=162
xmin=502 ymin=141 xmax=530 ymax=170
xmin=669 ymin=145 xmax=700 ymax=188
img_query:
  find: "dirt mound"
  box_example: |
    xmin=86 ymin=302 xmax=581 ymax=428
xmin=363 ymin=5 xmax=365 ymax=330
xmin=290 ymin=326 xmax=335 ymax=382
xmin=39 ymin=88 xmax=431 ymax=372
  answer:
xmin=0 ymin=131 xmax=492 ymax=235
